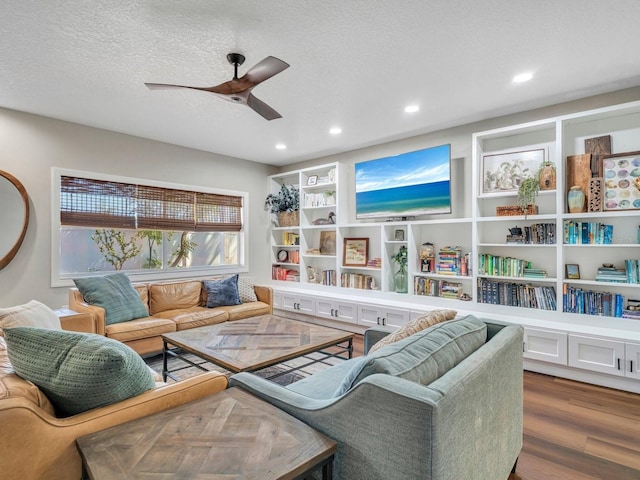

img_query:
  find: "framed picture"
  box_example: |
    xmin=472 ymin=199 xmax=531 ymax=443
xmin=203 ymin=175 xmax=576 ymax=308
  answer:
xmin=343 ymin=237 xmax=369 ymax=267
xmin=319 ymin=230 xmax=336 ymax=255
xmin=481 ymin=147 xmax=547 ymax=195
xmin=601 ymin=151 xmax=640 ymax=211
xmin=565 ymin=264 xmax=580 ymax=280
xmin=394 ymin=229 xmax=405 ymax=241
xmin=307 ymin=175 xmax=318 ymax=186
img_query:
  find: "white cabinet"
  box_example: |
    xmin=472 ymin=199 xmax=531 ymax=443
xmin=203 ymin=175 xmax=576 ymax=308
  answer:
xmin=568 ymin=335 xmax=626 ymax=376
xmin=280 ymin=293 xmax=316 ymax=315
xmin=315 ymin=298 xmax=358 ymax=324
xmin=358 ymin=304 xmax=410 ymax=329
xmin=523 ymin=328 xmax=567 ymax=365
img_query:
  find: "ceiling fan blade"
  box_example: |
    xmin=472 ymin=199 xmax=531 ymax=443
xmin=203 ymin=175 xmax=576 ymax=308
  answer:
xmin=242 ymin=56 xmax=290 ymax=86
xmin=145 ymin=82 xmax=213 ymax=92
xmin=247 ymin=93 xmax=282 ymax=120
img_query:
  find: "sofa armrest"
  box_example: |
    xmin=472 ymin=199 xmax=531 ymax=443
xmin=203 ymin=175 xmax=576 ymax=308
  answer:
xmin=59 ymin=312 xmax=96 ymax=334
xmin=254 ymin=285 xmax=273 ymax=313
xmin=0 ymin=371 xmax=228 ymax=480
xmin=68 ymin=288 xmax=106 ymax=335
xmin=363 ymin=327 xmax=394 ymax=354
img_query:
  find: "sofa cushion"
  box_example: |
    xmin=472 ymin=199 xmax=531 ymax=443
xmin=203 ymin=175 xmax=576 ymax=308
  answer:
xmin=4 ymin=327 xmax=155 ymax=417
xmin=216 ymin=301 xmax=271 ymax=321
xmin=204 ymin=275 xmax=241 ymax=308
xmin=148 ymin=281 xmax=202 ymax=315
xmin=368 ymin=309 xmax=457 ymax=353
xmin=334 ymin=315 xmax=487 ymax=396
xmin=152 ymin=307 xmax=228 ymax=330
xmin=0 ymin=300 xmax=61 ymax=336
xmin=0 ymin=336 xmax=56 ymax=415
xmin=73 ymin=273 xmax=148 ymax=325
xmin=105 ymin=316 xmax=176 ymax=342
xmin=238 ymin=276 xmax=258 ymax=303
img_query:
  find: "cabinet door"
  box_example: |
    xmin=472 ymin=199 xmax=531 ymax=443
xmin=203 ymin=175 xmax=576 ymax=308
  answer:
xmin=568 ymin=335 xmax=625 ymax=376
xmin=281 ymin=294 xmax=315 ymax=315
xmin=315 ymin=299 xmax=358 ymax=324
xmin=523 ymin=328 xmax=567 ymax=365
xmin=625 ymin=343 xmax=640 ymax=379
xmin=357 ymin=304 xmax=409 ymax=328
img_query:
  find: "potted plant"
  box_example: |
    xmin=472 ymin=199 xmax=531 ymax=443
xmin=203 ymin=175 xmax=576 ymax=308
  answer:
xmin=264 ymin=184 xmax=300 ymax=227
xmin=517 ymin=176 xmax=540 ymax=217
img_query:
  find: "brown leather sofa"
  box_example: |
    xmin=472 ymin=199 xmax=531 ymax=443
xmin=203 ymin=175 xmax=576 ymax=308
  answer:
xmin=69 ymin=278 xmax=273 ymax=355
xmin=0 ymin=316 xmax=228 ymax=480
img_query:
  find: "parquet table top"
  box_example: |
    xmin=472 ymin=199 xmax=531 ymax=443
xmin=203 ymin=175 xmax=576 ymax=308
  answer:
xmin=77 ymin=387 xmax=336 ymax=480
xmin=162 ymin=315 xmax=354 ymax=373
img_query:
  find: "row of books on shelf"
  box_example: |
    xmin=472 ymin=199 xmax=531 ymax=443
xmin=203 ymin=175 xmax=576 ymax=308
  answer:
xmin=562 ymin=284 xmax=627 ymax=317
xmin=282 ymin=232 xmax=300 ymax=246
xmin=302 ymin=192 xmax=336 ymax=208
xmin=477 ymin=278 xmax=556 ymax=310
xmin=478 ymin=254 xmax=534 ymax=278
xmin=594 ymin=261 xmax=640 ymax=284
xmin=316 ymin=269 xmax=337 ymax=286
xmin=271 ymin=266 xmax=299 ymax=282
xmin=341 ymin=273 xmax=376 ymax=290
xmin=563 ymin=221 xmax=613 ymax=244
xmin=414 ymin=276 xmax=463 ymax=299
xmin=509 ymin=223 xmax=556 ymax=244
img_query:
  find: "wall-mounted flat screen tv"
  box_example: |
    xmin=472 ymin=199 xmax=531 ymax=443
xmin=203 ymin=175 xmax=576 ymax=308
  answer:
xmin=355 ymin=144 xmax=451 ymax=220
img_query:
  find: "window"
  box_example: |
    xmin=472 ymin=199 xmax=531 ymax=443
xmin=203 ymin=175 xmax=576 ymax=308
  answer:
xmin=52 ymin=169 xmax=248 ymax=285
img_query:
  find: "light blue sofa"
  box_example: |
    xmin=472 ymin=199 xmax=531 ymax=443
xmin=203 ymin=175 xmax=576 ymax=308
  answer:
xmin=229 ymin=315 xmax=523 ymax=480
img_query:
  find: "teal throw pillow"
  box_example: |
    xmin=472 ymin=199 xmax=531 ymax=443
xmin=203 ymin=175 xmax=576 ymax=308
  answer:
xmin=204 ymin=275 xmax=241 ymax=308
xmin=333 ymin=315 xmax=487 ymax=396
xmin=4 ymin=327 xmax=155 ymax=417
xmin=73 ymin=273 xmax=148 ymax=325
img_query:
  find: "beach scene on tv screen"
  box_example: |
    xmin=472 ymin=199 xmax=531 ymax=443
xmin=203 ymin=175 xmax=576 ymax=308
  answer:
xmin=355 ymin=144 xmax=451 ymax=219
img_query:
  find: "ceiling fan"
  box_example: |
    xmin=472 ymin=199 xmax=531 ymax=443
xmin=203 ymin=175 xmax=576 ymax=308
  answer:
xmin=145 ymin=53 xmax=290 ymax=120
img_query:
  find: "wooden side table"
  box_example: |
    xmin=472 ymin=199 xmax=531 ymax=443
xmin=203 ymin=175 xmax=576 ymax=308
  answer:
xmin=77 ymin=387 xmax=336 ymax=480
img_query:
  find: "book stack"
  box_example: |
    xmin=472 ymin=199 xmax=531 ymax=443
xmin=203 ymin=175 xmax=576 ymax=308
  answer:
xmin=321 ymin=270 xmax=337 ymax=286
xmin=437 ymin=246 xmax=465 ymax=275
xmin=523 ymin=223 xmax=556 ymax=244
xmin=625 ymin=259 xmax=640 ymax=284
xmin=283 ymin=232 xmax=300 ymax=246
xmin=523 ymin=267 xmax=548 ymax=278
xmin=478 ymin=254 xmax=532 ymax=277
xmin=367 ymin=257 xmax=382 ymax=268
xmin=414 ymin=276 xmax=463 ymax=299
xmin=272 ymin=265 xmax=299 ymax=281
xmin=340 ymin=273 xmax=376 ymax=290
xmin=595 ymin=266 xmax=627 ymax=283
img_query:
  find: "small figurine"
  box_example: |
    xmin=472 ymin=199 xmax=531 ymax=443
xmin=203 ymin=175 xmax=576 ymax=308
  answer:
xmin=312 ymin=212 xmax=336 ymax=225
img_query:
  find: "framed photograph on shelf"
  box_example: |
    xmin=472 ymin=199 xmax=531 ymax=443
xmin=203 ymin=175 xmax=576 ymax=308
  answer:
xmin=307 ymin=175 xmax=318 ymax=186
xmin=565 ymin=264 xmax=580 ymax=280
xmin=601 ymin=151 xmax=640 ymax=211
xmin=319 ymin=230 xmax=336 ymax=255
xmin=343 ymin=238 xmax=369 ymax=267
xmin=481 ymin=147 xmax=547 ymax=195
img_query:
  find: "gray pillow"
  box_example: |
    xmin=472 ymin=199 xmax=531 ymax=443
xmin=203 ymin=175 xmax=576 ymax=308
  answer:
xmin=4 ymin=327 xmax=155 ymax=417
xmin=73 ymin=273 xmax=148 ymax=325
xmin=204 ymin=275 xmax=241 ymax=308
xmin=334 ymin=315 xmax=487 ymax=396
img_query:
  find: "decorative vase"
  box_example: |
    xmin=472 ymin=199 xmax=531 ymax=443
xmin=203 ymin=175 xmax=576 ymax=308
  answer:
xmin=567 ymin=186 xmax=585 ymax=213
xmin=394 ymin=267 xmax=408 ymax=293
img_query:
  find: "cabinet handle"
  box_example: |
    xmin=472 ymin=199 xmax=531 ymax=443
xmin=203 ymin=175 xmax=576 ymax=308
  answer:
xmin=382 ymin=317 xmax=386 ymax=326
xmin=617 ymin=358 xmax=621 ymax=370
xmin=376 ymin=317 xmax=381 ymax=325
xmin=523 ymin=342 xmax=526 ymax=353
xmin=334 ymin=309 xmax=339 ymax=318
xmin=630 ymin=360 xmax=634 ymax=373
xmin=330 ymin=308 xmax=334 ymax=316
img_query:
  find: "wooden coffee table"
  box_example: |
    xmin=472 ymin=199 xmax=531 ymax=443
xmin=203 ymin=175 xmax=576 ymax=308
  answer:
xmin=77 ymin=387 xmax=337 ymax=480
xmin=161 ymin=314 xmax=354 ymax=381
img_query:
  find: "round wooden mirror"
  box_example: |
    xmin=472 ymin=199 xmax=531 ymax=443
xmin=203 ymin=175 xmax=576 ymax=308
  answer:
xmin=0 ymin=170 xmax=29 ymax=270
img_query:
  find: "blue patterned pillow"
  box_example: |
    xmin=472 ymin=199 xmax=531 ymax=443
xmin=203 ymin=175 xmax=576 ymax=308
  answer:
xmin=204 ymin=275 xmax=241 ymax=308
xmin=4 ymin=327 xmax=155 ymax=417
xmin=73 ymin=273 xmax=148 ymax=325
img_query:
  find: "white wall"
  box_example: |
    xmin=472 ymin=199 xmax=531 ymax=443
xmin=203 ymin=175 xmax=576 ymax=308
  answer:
xmin=0 ymin=108 xmax=277 ymax=308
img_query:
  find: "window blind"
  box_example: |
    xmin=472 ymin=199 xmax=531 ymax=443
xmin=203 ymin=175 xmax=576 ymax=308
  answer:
xmin=60 ymin=176 xmax=243 ymax=232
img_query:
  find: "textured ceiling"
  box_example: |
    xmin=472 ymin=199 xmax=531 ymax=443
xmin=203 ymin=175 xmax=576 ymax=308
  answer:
xmin=2 ymin=1 xmax=640 ymax=166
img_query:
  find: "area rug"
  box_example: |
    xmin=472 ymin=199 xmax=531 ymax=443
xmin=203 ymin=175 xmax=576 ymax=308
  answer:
xmin=145 ymin=350 xmax=345 ymax=386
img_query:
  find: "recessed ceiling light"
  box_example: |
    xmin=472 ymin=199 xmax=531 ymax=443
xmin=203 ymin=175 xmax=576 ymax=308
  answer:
xmin=404 ymin=105 xmax=420 ymax=113
xmin=275 ymin=143 xmax=287 ymax=150
xmin=513 ymin=72 xmax=533 ymax=83
xmin=329 ymin=127 xmax=342 ymax=135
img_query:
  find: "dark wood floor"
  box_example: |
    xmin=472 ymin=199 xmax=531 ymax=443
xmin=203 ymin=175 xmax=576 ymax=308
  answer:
xmin=349 ymin=335 xmax=640 ymax=480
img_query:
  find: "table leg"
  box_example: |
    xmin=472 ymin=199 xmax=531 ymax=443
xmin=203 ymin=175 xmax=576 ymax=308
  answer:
xmin=322 ymin=455 xmax=334 ymax=480
xmin=347 ymin=338 xmax=353 ymax=359
xmin=162 ymin=340 xmax=168 ymax=382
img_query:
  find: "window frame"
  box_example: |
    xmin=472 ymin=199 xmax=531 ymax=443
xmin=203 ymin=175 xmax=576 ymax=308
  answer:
xmin=51 ymin=168 xmax=249 ymax=287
